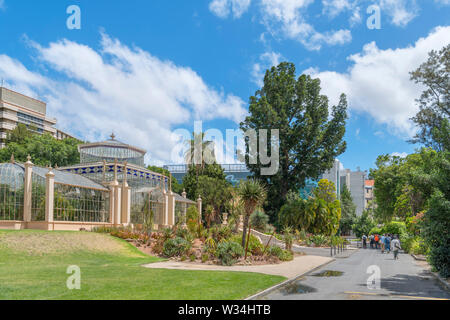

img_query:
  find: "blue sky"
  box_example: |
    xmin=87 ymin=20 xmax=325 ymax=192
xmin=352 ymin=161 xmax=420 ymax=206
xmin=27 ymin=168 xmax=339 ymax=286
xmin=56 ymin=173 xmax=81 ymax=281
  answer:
xmin=0 ymin=0 xmax=449 ymax=171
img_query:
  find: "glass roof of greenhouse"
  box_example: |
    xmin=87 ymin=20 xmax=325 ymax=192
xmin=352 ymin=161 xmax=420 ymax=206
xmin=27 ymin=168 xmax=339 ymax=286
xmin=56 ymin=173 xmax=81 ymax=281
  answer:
xmin=15 ymin=164 xmax=109 ymax=191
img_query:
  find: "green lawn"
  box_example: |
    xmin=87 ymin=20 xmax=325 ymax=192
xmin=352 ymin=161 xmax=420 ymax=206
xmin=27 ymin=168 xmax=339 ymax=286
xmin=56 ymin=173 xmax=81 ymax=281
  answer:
xmin=0 ymin=230 xmax=285 ymax=300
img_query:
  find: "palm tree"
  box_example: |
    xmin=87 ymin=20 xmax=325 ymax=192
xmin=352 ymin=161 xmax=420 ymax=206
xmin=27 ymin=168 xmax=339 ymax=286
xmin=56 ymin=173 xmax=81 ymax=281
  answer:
xmin=238 ymin=179 xmax=267 ymax=248
xmin=184 ymin=132 xmax=216 ymax=172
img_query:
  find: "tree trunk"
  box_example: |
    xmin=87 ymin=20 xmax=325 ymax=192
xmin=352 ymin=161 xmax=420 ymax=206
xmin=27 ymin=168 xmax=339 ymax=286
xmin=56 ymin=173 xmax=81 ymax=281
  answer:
xmin=241 ymin=214 xmax=250 ymax=248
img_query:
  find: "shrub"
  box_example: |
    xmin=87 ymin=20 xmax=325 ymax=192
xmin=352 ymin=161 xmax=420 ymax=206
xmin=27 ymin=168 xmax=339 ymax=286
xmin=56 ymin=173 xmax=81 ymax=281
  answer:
xmin=209 ymin=225 xmax=232 ymax=242
xmin=369 ymin=227 xmax=382 ymax=235
xmin=201 ymin=253 xmax=209 ymax=263
xmin=283 ymin=227 xmax=294 ymax=251
xmin=381 ymin=221 xmax=407 ymax=236
xmin=267 ymin=246 xmax=293 ymax=261
xmin=190 ymin=254 xmax=196 ymax=262
xmin=307 ymin=234 xmax=328 ymax=247
xmin=216 ymin=241 xmax=244 ymax=266
xmin=250 ymin=210 xmax=270 ymax=231
xmin=230 ymin=234 xmax=263 ymax=255
xmin=162 ymin=237 xmax=192 ymax=258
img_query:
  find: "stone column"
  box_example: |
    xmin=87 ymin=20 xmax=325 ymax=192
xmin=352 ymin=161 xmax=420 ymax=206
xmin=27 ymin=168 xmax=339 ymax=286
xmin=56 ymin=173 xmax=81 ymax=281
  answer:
xmin=121 ymin=162 xmax=131 ymax=226
xmin=197 ymin=195 xmax=202 ymax=225
xmin=23 ymin=155 xmax=33 ymax=223
xmin=222 ymin=212 xmax=228 ymax=225
xmin=45 ymin=167 xmax=55 ymax=224
xmin=112 ymin=159 xmax=121 ymax=226
xmin=163 ymin=190 xmax=169 ymax=226
xmin=181 ymin=189 xmax=187 ymax=227
xmin=167 ymin=191 xmax=175 ymax=226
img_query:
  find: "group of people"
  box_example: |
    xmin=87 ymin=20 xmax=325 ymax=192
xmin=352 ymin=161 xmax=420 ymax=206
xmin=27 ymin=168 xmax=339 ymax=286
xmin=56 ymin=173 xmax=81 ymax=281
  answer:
xmin=361 ymin=234 xmax=402 ymax=259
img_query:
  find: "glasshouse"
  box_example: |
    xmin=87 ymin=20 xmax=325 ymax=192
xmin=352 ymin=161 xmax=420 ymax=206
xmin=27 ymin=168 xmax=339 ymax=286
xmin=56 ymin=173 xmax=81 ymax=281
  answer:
xmin=0 ymin=135 xmax=198 ymax=231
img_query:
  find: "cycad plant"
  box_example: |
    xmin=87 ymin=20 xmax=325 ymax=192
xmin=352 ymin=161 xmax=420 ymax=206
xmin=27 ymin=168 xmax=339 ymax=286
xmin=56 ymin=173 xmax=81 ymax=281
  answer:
xmin=238 ymin=179 xmax=267 ymax=248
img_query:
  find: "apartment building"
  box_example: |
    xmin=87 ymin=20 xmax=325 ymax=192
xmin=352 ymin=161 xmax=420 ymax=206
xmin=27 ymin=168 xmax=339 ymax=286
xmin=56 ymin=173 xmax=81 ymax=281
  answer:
xmin=0 ymin=87 xmax=72 ymax=147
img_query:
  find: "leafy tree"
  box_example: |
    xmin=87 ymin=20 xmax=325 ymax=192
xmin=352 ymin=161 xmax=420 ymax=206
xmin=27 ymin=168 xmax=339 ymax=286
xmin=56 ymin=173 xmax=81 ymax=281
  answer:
xmin=6 ymin=124 xmax=33 ymax=143
xmin=352 ymin=210 xmax=376 ymax=238
xmin=421 ymin=190 xmax=450 ymax=277
xmin=0 ymin=132 xmax=80 ymax=167
xmin=238 ymin=179 xmax=267 ymax=248
xmin=278 ymin=192 xmax=313 ymax=231
xmin=182 ymin=163 xmax=227 ymax=201
xmin=339 ymin=185 xmax=357 ymax=236
xmin=370 ymin=154 xmax=406 ymax=223
xmin=147 ymin=165 xmax=183 ymax=194
xmin=196 ymin=175 xmax=232 ymax=227
xmin=240 ymin=62 xmax=348 ymax=222
xmin=409 ymin=44 xmax=450 ymax=151
xmin=308 ymin=179 xmax=341 ymax=236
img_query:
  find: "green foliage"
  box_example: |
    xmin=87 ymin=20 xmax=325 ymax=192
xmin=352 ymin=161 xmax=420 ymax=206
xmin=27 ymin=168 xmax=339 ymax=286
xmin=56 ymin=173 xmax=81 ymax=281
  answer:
xmin=409 ymin=44 xmax=450 ymax=152
xmin=352 ymin=211 xmax=376 ymax=238
xmin=339 ymin=185 xmax=357 ymax=235
xmin=369 ymin=227 xmax=382 ymax=235
xmin=208 ymin=225 xmax=232 ymax=242
xmin=0 ymin=128 xmax=80 ymax=167
xmin=196 ymin=176 xmax=232 ymax=227
xmin=240 ymin=62 xmax=348 ymax=223
xmin=381 ymin=221 xmax=407 ymax=236
xmin=147 ymin=165 xmax=183 ymax=194
xmin=283 ymin=227 xmax=294 ymax=251
xmin=250 ymin=210 xmax=270 ymax=231
xmin=162 ymin=237 xmax=192 ymax=258
xmin=421 ymin=190 xmax=450 ymax=278
xmin=267 ymin=246 xmax=293 ymax=261
xmin=238 ymin=179 xmax=267 ymax=248
xmin=306 ymin=234 xmax=328 ymax=247
xmin=182 ymin=163 xmax=227 ymax=201
xmin=216 ymin=241 xmax=244 ymax=266
xmin=230 ymin=234 xmax=263 ymax=256
xmin=308 ymin=180 xmax=341 ymax=236
xmin=278 ymin=192 xmax=313 ymax=231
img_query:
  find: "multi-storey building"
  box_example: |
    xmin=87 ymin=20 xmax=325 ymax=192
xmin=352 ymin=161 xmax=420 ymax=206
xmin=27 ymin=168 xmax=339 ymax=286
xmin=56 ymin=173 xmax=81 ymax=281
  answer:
xmin=364 ymin=179 xmax=376 ymax=210
xmin=0 ymin=87 xmax=74 ymax=147
xmin=341 ymin=168 xmax=366 ymax=216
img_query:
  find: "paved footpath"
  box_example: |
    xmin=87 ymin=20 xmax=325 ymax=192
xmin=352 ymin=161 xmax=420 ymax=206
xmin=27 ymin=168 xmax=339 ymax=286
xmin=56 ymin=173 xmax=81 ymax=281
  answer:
xmin=143 ymin=255 xmax=333 ymax=279
xmin=258 ymin=248 xmax=450 ymax=300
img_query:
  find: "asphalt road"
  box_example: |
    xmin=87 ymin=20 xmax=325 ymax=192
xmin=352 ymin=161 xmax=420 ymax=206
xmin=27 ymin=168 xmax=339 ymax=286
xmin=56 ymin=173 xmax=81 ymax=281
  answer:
xmin=259 ymin=248 xmax=450 ymax=300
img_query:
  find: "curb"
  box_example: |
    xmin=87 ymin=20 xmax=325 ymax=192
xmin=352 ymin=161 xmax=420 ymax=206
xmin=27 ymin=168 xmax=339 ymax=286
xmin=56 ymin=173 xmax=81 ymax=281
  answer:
xmin=428 ymin=271 xmax=450 ymax=293
xmin=411 ymin=254 xmax=427 ymax=261
xmin=245 ymin=258 xmax=336 ymax=300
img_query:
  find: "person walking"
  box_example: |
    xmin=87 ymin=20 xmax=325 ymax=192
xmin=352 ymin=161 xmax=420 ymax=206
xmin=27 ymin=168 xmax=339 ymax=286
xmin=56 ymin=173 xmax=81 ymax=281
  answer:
xmin=380 ymin=234 xmax=386 ymax=253
xmin=392 ymin=236 xmax=401 ymax=260
xmin=369 ymin=235 xmax=374 ymax=249
xmin=385 ymin=234 xmax=391 ymax=253
xmin=374 ymin=234 xmax=379 ymax=249
xmin=362 ymin=235 xmax=367 ymax=249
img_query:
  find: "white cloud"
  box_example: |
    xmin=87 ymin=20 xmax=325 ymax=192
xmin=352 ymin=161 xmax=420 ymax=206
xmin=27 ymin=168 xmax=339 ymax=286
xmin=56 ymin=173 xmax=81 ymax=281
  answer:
xmin=304 ymin=26 xmax=450 ymax=137
xmin=260 ymin=0 xmax=352 ymax=50
xmin=0 ymin=33 xmax=247 ymax=165
xmin=378 ymin=0 xmax=419 ymax=27
xmin=251 ymin=51 xmax=284 ymax=86
xmin=209 ymin=0 xmax=252 ymax=18
xmin=391 ymin=152 xmax=408 ymax=158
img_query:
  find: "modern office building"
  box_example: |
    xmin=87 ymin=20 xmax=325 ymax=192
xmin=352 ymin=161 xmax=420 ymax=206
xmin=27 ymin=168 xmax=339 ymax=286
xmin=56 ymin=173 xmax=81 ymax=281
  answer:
xmin=322 ymin=159 xmax=342 ymax=199
xmin=341 ymin=168 xmax=367 ymax=216
xmin=0 ymin=87 xmax=75 ymax=147
xmin=164 ymin=163 xmax=252 ymax=186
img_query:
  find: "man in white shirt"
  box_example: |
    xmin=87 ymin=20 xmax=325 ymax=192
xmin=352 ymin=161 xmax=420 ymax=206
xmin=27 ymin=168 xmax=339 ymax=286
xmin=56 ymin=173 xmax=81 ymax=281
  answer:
xmin=391 ymin=236 xmax=402 ymax=260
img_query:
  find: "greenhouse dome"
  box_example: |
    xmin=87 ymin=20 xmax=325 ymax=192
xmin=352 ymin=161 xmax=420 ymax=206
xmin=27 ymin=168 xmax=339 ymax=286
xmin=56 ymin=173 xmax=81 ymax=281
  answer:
xmin=79 ymin=133 xmax=146 ymax=167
